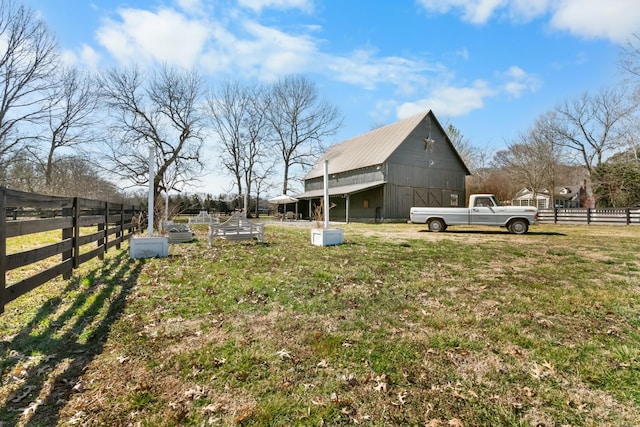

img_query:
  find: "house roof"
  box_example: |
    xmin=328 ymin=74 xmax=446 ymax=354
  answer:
xmin=554 ymin=186 xmax=582 ymax=200
xmin=514 ymin=185 xmax=583 ymax=200
xmin=306 ymin=110 xmax=466 ymax=179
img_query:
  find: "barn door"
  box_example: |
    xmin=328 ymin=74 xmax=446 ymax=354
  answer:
xmin=428 ymin=190 xmax=443 ymax=206
xmin=413 ymin=189 xmax=428 ymax=207
xmin=414 ymin=189 xmax=443 ymax=207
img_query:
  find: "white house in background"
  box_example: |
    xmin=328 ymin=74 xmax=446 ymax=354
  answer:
xmin=512 ymin=184 xmax=586 ymax=209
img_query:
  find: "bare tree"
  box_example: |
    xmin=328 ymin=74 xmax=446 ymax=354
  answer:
xmin=208 ymin=81 xmax=275 ymax=214
xmin=207 ymin=80 xmax=248 ymax=199
xmin=2 ymin=156 xmax=40 ymax=191
xmin=48 ymin=156 xmax=123 ymax=200
xmin=494 ymin=119 xmax=562 ymax=206
xmin=98 ymin=66 xmax=206 ymax=203
xmin=242 ymin=88 xmax=274 ymax=213
xmin=549 ymin=86 xmax=637 ymax=175
xmin=445 ymin=122 xmax=478 ymax=172
xmin=207 ymin=81 xmax=253 ymax=206
xmin=0 ymin=0 xmax=58 ymax=171
xmin=472 ymin=168 xmax=520 ymax=203
xmin=268 ymin=74 xmax=343 ymax=194
xmin=620 ymin=33 xmax=640 ymax=82
xmin=252 ymin=161 xmax=276 ymax=217
xmin=34 ymin=66 xmax=99 ymax=187
xmin=618 ymin=33 xmax=640 ymax=163
xmin=464 ymin=144 xmax=495 ymax=197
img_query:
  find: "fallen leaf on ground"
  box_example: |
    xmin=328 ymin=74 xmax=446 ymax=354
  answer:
xmin=276 ymin=349 xmax=292 ymax=359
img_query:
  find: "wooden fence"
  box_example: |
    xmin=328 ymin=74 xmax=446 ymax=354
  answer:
xmin=1 ymin=186 xmax=141 ymax=314
xmin=538 ymin=207 xmax=640 ymax=225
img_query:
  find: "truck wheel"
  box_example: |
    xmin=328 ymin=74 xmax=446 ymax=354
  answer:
xmin=428 ymin=218 xmax=446 ymax=232
xmin=508 ymin=219 xmax=528 ymax=234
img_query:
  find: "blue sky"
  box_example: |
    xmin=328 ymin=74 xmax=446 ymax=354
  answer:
xmin=22 ymin=0 xmax=640 ymax=194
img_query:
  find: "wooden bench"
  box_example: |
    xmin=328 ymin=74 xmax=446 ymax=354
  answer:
xmin=208 ymin=212 xmax=264 ymax=246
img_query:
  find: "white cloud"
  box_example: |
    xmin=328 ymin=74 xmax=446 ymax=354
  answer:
xmin=507 ymin=0 xmax=552 ymax=22
xmin=550 ymin=0 xmax=640 ymax=43
xmin=79 ymin=44 xmax=101 ymax=68
xmin=397 ymin=80 xmax=495 ymax=118
xmin=416 ymin=0 xmax=640 ymax=43
xmin=96 ymin=8 xmax=210 ymax=68
xmin=416 ymin=0 xmax=508 ymax=24
xmin=176 ymin=0 xmax=204 ymax=11
xmin=197 ymin=17 xmax=440 ymax=92
xmin=97 ymin=5 xmax=320 ymax=80
xmin=199 ymin=20 xmax=318 ymax=80
xmin=393 ymin=64 xmax=539 ymax=120
xmin=91 ymin=3 xmax=541 ymax=120
xmin=456 ymin=47 xmax=470 ymax=60
xmin=499 ymin=65 xmax=542 ymax=98
xmin=238 ymin=0 xmax=313 ymax=13
xmin=91 ymin=4 xmax=454 ymax=98
xmin=326 ymin=49 xmax=438 ymax=95
xmin=60 ymin=44 xmax=101 ymax=69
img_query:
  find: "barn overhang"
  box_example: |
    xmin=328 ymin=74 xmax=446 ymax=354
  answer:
xmin=296 ymin=181 xmax=386 ymax=199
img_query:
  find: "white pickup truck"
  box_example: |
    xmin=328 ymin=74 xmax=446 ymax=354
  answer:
xmin=409 ymin=194 xmax=538 ymax=234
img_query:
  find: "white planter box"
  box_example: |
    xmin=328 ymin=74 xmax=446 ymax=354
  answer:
xmin=167 ymin=231 xmax=193 ymax=243
xmin=310 ymin=228 xmax=344 ymax=246
xmin=130 ymin=236 xmax=169 ymax=259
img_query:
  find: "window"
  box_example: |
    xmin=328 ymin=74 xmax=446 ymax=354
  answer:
xmin=474 ymin=197 xmax=492 ymax=207
xmin=450 ymin=194 xmax=459 ymax=207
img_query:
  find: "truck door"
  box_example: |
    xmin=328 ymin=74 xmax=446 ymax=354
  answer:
xmin=470 ymin=196 xmax=499 ymax=225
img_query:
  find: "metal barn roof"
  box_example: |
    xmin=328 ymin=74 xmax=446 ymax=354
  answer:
xmin=305 ymin=111 xmax=432 ymax=180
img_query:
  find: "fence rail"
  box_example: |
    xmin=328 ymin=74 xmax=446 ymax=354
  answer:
xmin=1 ymin=186 xmax=140 ymax=314
xmin=538 ymin=207 xmax=640 ymax=225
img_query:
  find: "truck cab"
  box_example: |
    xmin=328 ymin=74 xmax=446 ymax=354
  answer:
xmin=409 ymin=194 xmax=538 ymax=234
xmin=470 ymin=194 xmax=507 ymax=226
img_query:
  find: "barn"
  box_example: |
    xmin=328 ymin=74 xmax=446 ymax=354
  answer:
xmin=295 ymin=110 xmax=470 ymax=223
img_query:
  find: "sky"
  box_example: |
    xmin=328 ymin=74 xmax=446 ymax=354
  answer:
xmin=21 ymin=0 xmax=640 ymax=195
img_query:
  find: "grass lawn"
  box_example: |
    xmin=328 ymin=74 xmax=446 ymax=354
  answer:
xmin=1 ymin=222 xmax=639 ymax=426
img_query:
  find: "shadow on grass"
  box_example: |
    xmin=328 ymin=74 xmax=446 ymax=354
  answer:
xmin=416 ymin=229 xmax=567 ymax=236
xmin=0 ymin=251 xmax=143 ymax=426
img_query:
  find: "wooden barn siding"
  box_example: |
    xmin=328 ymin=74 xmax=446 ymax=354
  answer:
xmin=386 ymin=122 xmax=466 ymax=191
xmin=382 ymin=185 xmax=454 ymax=220
xmin=381 ymin=121 xmax=466 ymax=219
xmin=304 ymin=187 xmax=384 ymax=222
xmin=385 ymin=162 xmax=464 ymax=191
xmin=304 ymin=168 xmax=384 ymax=192
xmin=384 ymin=184 xmax=412 ymax=220
xmin=344 ymin=187 xmax=384 ymax=222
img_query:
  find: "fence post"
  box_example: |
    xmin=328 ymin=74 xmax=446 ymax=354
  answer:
xmin=627 ymin=208 xmax=631 ymax=225
xmin=73 ymin=198 xmax=80 ymax=269
xmin=62 ymin=203 xmax=74 ymax=280
xmin=0 ymin=187 xmax=7 ymax=314
xmin=587 ymin=208 xmax=591 ymax=224
xmin=116 ymin=203 xmax=123 ymax=250
xmin=98 ymin=201 xmax=107 ymax=260
xmin=104 ymin=201 xmax=109 ymax=254
xmin=554 ymin=208 xmax=558 ymax=224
